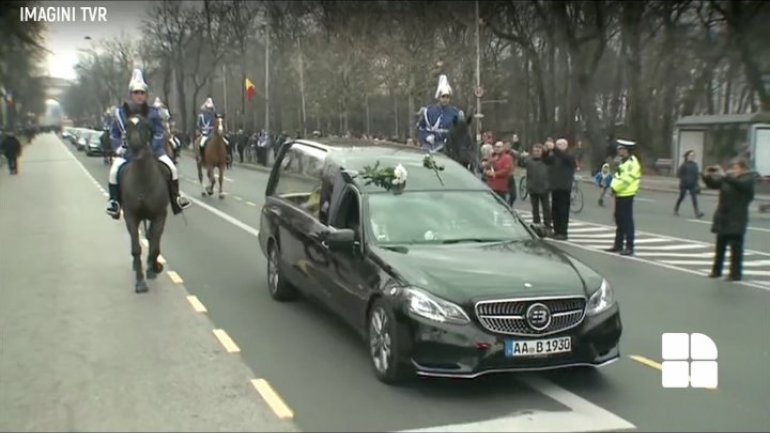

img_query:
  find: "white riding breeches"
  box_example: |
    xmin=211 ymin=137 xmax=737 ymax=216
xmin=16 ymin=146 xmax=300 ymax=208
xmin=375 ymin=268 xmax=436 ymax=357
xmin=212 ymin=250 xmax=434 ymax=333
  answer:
xmin=108 ymin=157 xmax=127 ymax=184
xmin=200 ymin=135 xmax=229 ymax=147
xmin=108 ymin=155 xmax=178 ymax=184
xmin=158 ymin=154 xmax=179 ymax=180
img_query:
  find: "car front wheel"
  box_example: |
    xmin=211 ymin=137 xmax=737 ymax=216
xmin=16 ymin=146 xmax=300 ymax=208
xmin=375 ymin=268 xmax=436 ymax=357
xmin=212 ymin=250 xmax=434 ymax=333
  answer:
xmin=368 ymin=299 xmax=413 ymax=384
xmin=266 ymin=241 xmax=296 ymax=301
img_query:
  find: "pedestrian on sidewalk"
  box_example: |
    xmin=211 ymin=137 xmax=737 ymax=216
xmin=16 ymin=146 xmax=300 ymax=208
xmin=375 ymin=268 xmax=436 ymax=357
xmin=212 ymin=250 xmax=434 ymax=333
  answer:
xmin=483 ymin=141 xmax=514 ymax=201
xmin=674 ymin=150 xmax=705 ymax=218
xmin=606 ymin=139 xmax=641 ymax=256
xmin=544 ymin=138 xmax=576 ymax=240
xmin=504 ymin=141 xmax=517 ymax=207
xmin=1 ymin=130 xmax=22 ymax=175
xmin=522 ymin=143 xmax=552 ymax=229
xmin=702 ymin=159 xmax=755 ymax=281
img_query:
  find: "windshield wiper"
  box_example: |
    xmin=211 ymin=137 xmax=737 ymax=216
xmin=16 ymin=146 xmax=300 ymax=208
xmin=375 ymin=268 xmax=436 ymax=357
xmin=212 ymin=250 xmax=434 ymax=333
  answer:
xmin=440 ymin=238 xmax=510 ymax=244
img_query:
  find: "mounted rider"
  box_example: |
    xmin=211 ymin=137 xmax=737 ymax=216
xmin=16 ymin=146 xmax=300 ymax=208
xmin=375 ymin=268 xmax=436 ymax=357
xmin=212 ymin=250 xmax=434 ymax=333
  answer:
xmin=153 ymin=97 xmax=171 ymax=134
xmin=197 ymin=97 xmax=228 ymax=154
xmin=417 ymin=74 xmax=463 ymax=153
xmin=105 ymin=69 xmax=191 ymax=219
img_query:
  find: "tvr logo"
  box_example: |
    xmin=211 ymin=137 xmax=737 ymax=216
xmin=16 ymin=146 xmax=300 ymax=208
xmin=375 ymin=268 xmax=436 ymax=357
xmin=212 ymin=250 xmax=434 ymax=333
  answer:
xmin=661 ymin=333 xmax=718 ymax=389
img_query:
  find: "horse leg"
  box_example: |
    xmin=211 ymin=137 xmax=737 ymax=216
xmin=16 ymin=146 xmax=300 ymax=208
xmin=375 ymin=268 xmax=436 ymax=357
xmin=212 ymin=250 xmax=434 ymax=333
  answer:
xmin=218 ymin=164 xmax=225 ymax=199
xmin=145 ymin=214 xmax=167 ymax=280
xmin=124 ymin=213 xmax=147 ymax=293
xmin=207 ymin=166 xmax=215 ymax=195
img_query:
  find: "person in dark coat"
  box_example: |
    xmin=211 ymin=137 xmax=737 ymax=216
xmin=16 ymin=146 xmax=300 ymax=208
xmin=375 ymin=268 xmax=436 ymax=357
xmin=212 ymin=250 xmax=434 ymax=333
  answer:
xmin=522 ymin=143 xmax=551 ymax=229
xmin=544 ymin=138 xmax=576 ymax=240
xmin=1 ymin=130 xmax=22 ymax=175
xmin=674 ymin=150 xmax=705 ymax=218
xmin=702 ymin=158 xmax=755 ymax=281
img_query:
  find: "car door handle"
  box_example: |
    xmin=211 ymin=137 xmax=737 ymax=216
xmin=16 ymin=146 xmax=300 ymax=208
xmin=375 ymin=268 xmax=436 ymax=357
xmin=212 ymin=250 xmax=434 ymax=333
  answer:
xmin=267 ymin=206 xmax=281 ymax=216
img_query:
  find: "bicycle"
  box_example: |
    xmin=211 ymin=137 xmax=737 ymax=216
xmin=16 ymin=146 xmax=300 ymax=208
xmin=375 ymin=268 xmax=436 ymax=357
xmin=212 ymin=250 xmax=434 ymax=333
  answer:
xmin=518 ymin=175 xmax=528 ymax=200
xmin=570 ymin=175 xmax=584 ymax=214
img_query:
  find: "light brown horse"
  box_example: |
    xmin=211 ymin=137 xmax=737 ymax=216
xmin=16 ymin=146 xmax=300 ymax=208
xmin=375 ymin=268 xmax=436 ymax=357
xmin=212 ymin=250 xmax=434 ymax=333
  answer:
xmin=195 ymin=115 xmax=227 ymax=198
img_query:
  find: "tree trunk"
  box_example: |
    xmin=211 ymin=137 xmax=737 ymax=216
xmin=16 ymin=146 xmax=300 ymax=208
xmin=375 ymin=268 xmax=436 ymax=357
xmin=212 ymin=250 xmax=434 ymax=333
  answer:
xmin=174 ymin=62 xmax=188 ymax=133
xmin=408 ymin=69 xmax=416 ymax=141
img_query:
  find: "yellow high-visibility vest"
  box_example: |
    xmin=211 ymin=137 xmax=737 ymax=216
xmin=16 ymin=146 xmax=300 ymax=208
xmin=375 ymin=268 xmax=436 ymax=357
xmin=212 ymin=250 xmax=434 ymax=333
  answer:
xmin=611 ymin=155 xmax=641 ymax=197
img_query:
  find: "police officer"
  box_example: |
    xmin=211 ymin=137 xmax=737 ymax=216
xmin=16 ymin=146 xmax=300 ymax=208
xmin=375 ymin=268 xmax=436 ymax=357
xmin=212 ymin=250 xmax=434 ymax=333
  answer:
xmin=606 ymin=139 xmax=641 ymax=256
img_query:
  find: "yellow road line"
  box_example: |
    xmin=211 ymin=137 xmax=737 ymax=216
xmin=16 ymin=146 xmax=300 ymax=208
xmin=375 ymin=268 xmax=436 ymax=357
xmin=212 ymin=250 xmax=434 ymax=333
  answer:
xmin=186 ymin=295 xmax=207 ymax=313
xmin=251 ymin=379 xmax=294 ymax=420
xmin=166 ymin=270 xmax=184 ymax=284
xmin=213 ymin=329 xmax=240 ymax=353
xmin=157 ymin=255 xmax=167 ymax=264
xmin=629 ymin=354 xmax=662 ymax=370
xmin=628 ymin=355 xmax=717 ymax=391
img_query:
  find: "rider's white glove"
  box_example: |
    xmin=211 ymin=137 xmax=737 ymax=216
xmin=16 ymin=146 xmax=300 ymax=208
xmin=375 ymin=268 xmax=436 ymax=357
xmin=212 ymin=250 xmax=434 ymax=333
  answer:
xmin=426 ymin=134 xmax=435 ymax=145
xmin=116 ymin=146 xmax=127 ymax=157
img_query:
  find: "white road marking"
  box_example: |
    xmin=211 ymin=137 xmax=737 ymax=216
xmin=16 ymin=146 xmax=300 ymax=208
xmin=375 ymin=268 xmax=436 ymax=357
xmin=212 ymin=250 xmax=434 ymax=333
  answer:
xmin=552 ymin=239 xmax=770 ymax=292
xmin=633 ymin=252 xmax=715 ymax=258
xmin=629 ymin=238 xmax=672 ymax=244
xmin=688 ymin=219 xmax=770 ymax=233
xmin=233 ymin=195 xmax=243 ymax=201
xmin=633 ymin=244 xmax=706 ymax=251
xmin=566 ymin=233 xmax=618 ymax=239
xmin=566 ymin=227 xmax=610 ymax=234
xmin=185 ymin=195 xmax=261 ymax=238
xmin=661 ymin=259 xmax=715 ymax=266
xmin=399 ymin=374 xmax=635 ymax=432
xmin=246 ymin=201 xmax=257 ymax=207
xmin=224 ymin=176 xmax=234 ymax=182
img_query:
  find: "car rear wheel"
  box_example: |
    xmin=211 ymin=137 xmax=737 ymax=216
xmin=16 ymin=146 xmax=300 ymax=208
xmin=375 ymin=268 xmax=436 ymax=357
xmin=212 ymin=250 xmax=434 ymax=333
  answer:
xmin=266 ymin=241 xmax=297 ymax=301
xmin=368 ymin=299 xmax=413 ymax=384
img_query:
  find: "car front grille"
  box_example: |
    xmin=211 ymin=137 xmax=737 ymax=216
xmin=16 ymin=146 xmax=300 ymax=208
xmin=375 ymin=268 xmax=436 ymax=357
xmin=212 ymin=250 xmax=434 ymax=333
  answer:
xmin=475 ymin=297 xmax=586 ymax=336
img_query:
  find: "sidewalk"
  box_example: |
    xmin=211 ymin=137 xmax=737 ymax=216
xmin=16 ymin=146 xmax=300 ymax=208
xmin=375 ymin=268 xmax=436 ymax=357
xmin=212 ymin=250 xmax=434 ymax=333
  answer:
xmin=0 ymin=135 xmax=298 ymax=432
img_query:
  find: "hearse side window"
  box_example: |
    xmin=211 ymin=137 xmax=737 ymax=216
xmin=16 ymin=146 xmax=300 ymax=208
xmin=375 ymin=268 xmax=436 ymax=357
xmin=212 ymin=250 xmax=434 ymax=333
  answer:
xmin=274 ymin=143 xmax=327 ymax=219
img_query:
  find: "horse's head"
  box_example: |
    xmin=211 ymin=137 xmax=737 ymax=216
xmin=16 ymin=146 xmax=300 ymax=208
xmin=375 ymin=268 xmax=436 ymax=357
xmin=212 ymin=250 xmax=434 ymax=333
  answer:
xmin=215 ymin=114 xmax=225 ymax=136
xmin=447 ymin=109 xmax=475 ymax=151
xmin=123 ymin=102 xmax=153 ymax=157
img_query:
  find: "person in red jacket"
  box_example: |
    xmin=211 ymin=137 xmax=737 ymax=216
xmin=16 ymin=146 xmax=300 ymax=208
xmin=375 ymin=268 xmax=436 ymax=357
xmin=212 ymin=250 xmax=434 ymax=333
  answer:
xmin=484 ymin=141 xmax=514 ymax=200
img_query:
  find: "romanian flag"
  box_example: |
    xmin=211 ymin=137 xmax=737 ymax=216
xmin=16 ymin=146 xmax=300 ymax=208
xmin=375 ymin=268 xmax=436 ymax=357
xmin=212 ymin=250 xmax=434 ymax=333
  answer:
xmin=245 ymin=78 xmax=256 ymax=102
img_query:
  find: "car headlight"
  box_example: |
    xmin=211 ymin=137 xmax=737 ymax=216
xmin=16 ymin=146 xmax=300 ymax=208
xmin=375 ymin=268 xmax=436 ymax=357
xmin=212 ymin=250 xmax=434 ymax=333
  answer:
xmin=403 ymin=288 xmax=470 ymax=325
xmin=586 ymin=278 xmax=615 ymax=316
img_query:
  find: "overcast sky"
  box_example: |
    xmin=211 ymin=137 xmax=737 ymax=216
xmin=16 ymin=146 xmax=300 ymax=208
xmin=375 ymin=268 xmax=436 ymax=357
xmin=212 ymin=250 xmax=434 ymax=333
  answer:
xmin=42 ymin=1 xmax=150 ymax=80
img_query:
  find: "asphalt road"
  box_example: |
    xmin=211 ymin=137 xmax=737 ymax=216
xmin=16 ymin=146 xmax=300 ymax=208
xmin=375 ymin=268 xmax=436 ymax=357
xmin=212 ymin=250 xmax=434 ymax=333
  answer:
xmin=53 ymin=137 xmax=770 ymax=432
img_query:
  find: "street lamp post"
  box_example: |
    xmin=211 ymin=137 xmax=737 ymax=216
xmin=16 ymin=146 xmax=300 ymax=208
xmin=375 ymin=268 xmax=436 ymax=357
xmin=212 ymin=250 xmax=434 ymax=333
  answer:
xmin=761 ymin=73 xmax=770 ymax=112
xmin=474 ymin=0 xmax=482 ymax=143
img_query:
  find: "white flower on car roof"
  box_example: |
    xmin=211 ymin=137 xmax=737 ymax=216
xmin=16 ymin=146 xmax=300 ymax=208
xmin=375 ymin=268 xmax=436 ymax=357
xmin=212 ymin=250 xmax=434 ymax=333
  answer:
xmin=392 ymin=164 xmax=408 ymax=185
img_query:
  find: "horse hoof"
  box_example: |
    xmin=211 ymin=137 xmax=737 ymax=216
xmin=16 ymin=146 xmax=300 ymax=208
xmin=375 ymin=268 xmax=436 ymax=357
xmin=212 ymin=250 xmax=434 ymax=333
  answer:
xmin=219 ymin=193 xmax=225 ymax=199
xmin=147 ymin=270 xmax=157 ymax=280
xmin=152 ymin=262 xmax=164 ymax=274
xmin=135 ymin=280 xmax=149 ymax=293
xmin=201 ymin=191 xmax=206 ymax=196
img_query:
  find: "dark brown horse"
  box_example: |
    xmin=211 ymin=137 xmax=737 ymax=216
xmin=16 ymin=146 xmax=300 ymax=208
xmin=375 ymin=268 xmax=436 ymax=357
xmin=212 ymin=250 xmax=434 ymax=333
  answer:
xmin=119 ymin=105 xmax=170 ymax=293
xmin=195 ymin=115 xmax=227 ymax=198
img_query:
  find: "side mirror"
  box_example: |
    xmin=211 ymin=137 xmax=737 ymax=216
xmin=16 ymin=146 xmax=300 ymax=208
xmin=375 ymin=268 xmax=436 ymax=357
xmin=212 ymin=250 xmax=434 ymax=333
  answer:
xmin=529 ymin=223 xmax=546 ymax=239
xmin=322 ymin=228 xmax=356 ymax=250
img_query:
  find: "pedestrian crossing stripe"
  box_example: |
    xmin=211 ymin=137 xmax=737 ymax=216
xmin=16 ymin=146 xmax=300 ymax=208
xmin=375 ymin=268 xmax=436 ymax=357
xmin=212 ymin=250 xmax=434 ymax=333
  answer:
xmin=514 ymin=210 xmax=770 ymax=289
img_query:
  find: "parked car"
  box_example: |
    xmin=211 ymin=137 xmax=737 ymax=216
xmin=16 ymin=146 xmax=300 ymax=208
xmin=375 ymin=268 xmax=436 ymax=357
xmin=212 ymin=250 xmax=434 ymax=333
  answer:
xmin=257 ymin=138 xmax=622 ymax=384
xmin=85 ymin=130 xmax=105 ymax=156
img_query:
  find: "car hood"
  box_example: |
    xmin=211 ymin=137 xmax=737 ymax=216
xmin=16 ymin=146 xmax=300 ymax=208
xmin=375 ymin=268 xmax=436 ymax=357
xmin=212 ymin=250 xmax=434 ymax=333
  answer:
xmin=370 ymin=240 xmax=604 ymax=304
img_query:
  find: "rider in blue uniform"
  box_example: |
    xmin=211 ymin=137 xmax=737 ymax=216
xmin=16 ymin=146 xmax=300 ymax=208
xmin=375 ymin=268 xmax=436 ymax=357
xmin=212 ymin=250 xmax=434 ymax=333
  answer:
xmin=105 ymin=69 xmax=191 ymax=219
xmin=197 ymin=97 xmax=228 ymax=153
xmin=417 ymin=74 xmax=463 ymax=153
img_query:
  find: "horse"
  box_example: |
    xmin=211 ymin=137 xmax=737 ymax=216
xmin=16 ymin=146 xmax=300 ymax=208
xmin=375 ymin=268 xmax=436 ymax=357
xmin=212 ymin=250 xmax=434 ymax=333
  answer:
xmin=195 ymin=115 xmax=228 ymax=198
xmin=118 ymin=104 xmax=170 ymax=293
xmin=445 ymin=110 xmax=479 ymax=175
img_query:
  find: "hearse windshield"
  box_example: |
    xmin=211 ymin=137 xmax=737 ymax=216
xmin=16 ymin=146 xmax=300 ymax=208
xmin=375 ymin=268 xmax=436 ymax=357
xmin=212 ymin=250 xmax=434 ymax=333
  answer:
xmin=366 ymin=190 xmax=532 ymax=245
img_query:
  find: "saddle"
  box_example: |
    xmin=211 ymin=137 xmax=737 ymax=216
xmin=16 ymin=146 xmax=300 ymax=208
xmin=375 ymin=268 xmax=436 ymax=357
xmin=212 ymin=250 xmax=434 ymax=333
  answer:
xmin=117 ymin=159 xmax=172 ymax=201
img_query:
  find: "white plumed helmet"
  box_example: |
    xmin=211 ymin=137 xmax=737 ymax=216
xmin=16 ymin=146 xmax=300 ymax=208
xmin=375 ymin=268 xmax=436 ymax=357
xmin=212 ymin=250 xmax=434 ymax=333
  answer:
xmin=128 ymin=69 xmax=148 ymax=92
xmin=434 ymin=74 xmax=452 ymax=99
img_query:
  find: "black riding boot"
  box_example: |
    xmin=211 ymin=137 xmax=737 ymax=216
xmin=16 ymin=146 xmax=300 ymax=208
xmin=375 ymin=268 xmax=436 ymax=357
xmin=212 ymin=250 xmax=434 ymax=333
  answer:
xmin=106 ymin=183 xmax=121 ymax=219
xmin=169 ymin=179 xmax=191 ymax=215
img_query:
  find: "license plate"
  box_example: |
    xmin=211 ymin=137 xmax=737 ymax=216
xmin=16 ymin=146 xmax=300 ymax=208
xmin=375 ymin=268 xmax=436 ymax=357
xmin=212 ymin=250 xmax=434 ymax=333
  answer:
xmin=505 ymin=336 xmax=571 ymax=357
